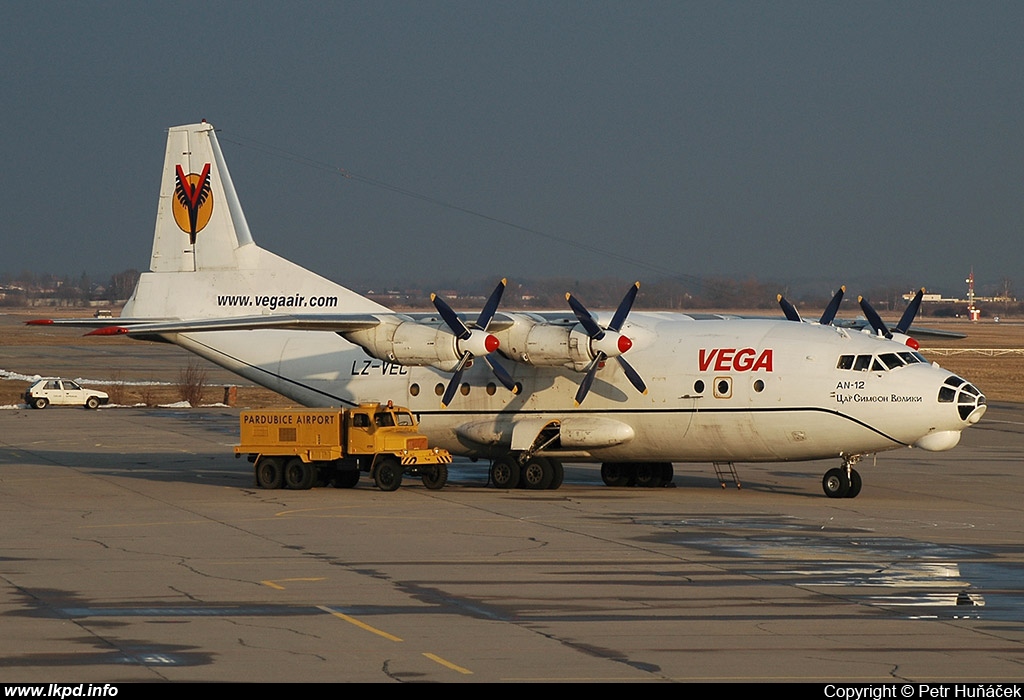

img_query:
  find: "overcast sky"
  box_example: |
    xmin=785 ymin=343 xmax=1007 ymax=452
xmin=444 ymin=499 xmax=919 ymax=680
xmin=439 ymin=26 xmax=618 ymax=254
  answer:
xmin=3 ymin=2 xmax=1023 ymax=298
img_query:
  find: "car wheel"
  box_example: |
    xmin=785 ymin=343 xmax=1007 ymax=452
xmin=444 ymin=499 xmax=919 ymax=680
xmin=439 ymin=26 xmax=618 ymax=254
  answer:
xmin=85 ymin=396 xmax=100 ymax=410
xmin=33 ymin=398 xmax=48 ymax=410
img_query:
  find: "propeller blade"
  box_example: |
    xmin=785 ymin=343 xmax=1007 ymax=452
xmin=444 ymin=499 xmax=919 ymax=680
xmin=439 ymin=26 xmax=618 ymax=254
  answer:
xmin=778 ymin=294 xmax=801 ymax=322
xmin=475 ymin=278 xmax=507 ymax=330
xmin=609 ymin=282 xmax=640 ymax=332
xmin=566 ymin=293 xmax=605 ymax=339
xmin=616 ymin=356 xmax=648 ymax=395
xmin=858 ymin=296 xmax=892 ymax=338
xmin=431 ymin=293 xmax=471 ymax=340
xmin=895 ymin=288 xmax=924 ymax=334
xmin=484 ymin=355 xmax=518 ymax=393
xmin=440 ymin=353 xmax=473 ymax=407
xmin=819 ymin=286 xmax=845 ymax=325
xmin=574 ymin=354 xmax=604 ymax=406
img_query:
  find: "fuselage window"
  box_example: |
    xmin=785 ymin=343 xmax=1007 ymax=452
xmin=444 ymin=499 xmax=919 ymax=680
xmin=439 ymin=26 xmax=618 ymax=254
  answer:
xmin=693 ymin=379 xmax=705 ymax=394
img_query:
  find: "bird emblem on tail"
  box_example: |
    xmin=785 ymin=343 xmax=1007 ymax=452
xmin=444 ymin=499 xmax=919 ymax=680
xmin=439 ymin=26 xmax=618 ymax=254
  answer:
xmin=173 ymin=163 xmax=213 ymax=244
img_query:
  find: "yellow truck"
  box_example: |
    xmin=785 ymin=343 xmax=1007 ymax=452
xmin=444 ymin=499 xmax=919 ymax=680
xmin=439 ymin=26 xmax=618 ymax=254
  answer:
xmin=235 ymin=402 xmax=452 ymax=491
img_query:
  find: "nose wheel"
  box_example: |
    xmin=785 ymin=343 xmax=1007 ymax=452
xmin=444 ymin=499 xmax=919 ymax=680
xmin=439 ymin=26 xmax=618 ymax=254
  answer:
xmin=822 ymin=456 xmax=863 ymax=498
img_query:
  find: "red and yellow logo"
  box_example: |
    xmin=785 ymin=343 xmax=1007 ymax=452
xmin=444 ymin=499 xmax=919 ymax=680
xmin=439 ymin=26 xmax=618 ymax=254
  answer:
xmin=173 ymin=163 xmax=213 ymax=244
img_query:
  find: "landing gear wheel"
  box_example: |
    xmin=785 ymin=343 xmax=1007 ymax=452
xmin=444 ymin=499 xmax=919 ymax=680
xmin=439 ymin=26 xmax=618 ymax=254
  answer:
xmin=284 ymin=458 xmax=315 ymax=490
xmin=845 ymin=468 xmax=862 ymax=498
xmin=661 ymin=463 xmax=675 ymax=486
xmin=333 ymin=470 xmax=360 ymax=488
xmin=255 ymin=456 xmax=284 ymax=489
xmin=490 ymin=455 xmax=520 ymax=489
xmin=634 ymin=463 xmax=665 ymax=488
xmin=520 ymin=457 xmax=553 ymax=490
xmin=33 ymin=397 xmax=48 ymax=410
xmin=421 ymin=463 xmax=448 ymax=490
xmin=373 ymin=458 xmax=403 ymax=492
xmin=547 ymin=459 xmax=564 ymax=490
xmin=822 ymin=467 xmax=851 ymax=498
xmin=601 ymin=462 xmax=633 ymax=487
xmin=85 ymin=396 xmax=100 ymax=410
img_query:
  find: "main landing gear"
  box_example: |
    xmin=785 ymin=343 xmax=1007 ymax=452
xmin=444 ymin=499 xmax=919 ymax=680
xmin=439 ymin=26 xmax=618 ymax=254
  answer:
xmin=822 ymin=455 xmax=863 ymax=499
xmin=489 ymin=453 xmax=564 ymax=490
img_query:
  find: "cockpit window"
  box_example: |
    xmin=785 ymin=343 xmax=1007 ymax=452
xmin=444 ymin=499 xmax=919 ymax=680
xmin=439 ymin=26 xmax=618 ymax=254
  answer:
xmin=879 ymin=353 xmax=905 ymax=369
xmin=898 ymin=351 xmax=923 ymax=365
xmin=838 ymin=351 xmax=927 ymax=372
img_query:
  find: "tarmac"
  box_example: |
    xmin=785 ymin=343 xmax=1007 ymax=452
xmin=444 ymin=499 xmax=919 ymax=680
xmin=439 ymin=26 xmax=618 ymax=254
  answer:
xmin=2 ymin=396 xmax=1024 ymax=682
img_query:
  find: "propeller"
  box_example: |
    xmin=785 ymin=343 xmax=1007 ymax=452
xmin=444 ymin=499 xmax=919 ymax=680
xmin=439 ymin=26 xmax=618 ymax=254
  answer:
xmin=778 ymin=294 xmax=802 ymax=322
xmin=857 ymin=288 xmax=924 ymax=347
xmin=819 ymin=286 xmax=845 ymax=325
xmin=431 ymin=278 xmax=517 ymax=407
xmin=566 ymin=282 xmax=647 ymax=406
xmin=778 ymin=286 xmax=845 ymax=325
xmin=895 ymin=288 xmax=925 ymax=335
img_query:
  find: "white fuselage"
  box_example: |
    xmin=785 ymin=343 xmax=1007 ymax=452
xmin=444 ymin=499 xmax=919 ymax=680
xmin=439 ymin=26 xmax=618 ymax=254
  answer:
xmin=167 ymin=312 xmax=983 ymax=464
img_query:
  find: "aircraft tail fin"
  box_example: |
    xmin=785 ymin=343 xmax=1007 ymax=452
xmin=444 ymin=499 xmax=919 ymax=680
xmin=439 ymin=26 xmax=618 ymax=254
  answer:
xmin=122 ymin=122 xmax=386 ymax=319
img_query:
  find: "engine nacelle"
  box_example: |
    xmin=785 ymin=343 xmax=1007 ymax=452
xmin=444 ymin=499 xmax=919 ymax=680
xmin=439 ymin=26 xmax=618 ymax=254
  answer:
xmin=493 ymin=316 xmax=626 ymax=371
xmin=343 ymin=319 xmax=466 ymax=371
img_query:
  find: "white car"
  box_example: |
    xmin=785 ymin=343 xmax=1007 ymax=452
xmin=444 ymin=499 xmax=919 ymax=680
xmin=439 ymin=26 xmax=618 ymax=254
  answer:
xmin=24 ymin=379 xmax=109 ymax=410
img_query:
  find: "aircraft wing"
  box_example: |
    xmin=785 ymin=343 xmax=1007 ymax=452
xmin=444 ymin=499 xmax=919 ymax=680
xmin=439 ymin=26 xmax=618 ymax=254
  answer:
xmin=27 ymin=310 xmax=563 ymax=335
xmin=28 ymin=313 xmax=384 ymax=335
xmin=830 ymin=319 xmax=967 ymax=340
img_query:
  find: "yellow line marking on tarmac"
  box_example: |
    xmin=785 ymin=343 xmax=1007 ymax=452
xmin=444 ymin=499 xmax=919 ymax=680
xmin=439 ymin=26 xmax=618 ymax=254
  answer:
xmin=423 ymin=652 xmax=473 ymax=674
xmin=260 ymin=578 xmax=325 ymax=590
xmin=316 ymin=605 xmax=404 ymax=642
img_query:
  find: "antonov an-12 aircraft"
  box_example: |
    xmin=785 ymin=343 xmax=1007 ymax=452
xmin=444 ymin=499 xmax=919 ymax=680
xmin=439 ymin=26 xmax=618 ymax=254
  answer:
xmin=31 ymin=121 xmax=988 ymax=498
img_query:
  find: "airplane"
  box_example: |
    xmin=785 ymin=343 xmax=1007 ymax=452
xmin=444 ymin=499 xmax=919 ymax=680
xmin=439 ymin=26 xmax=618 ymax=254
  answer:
xmin=30 ymin=121 xmax=988 ymax=498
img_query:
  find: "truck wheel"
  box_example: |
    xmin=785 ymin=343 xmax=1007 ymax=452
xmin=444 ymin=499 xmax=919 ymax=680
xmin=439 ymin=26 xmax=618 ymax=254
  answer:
xmin=373 ymin=458 xmax=403 ymax=492
xmin=490 ymin=455 xmax=520 ymax=489
xmin=421 ymin=463 xmax=448 ymax=490
xmin=284 ymin=458 xmax=315 ymax=490
xmin=333 ymin=470 xmax=360 ymax=488
xmin=255 ymin=457 xmax=284 ymax=489
xmin=85 ymin=396 xmax=100 ymax=410
xmin=32 ymin=397 xmax=48 ymax=410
